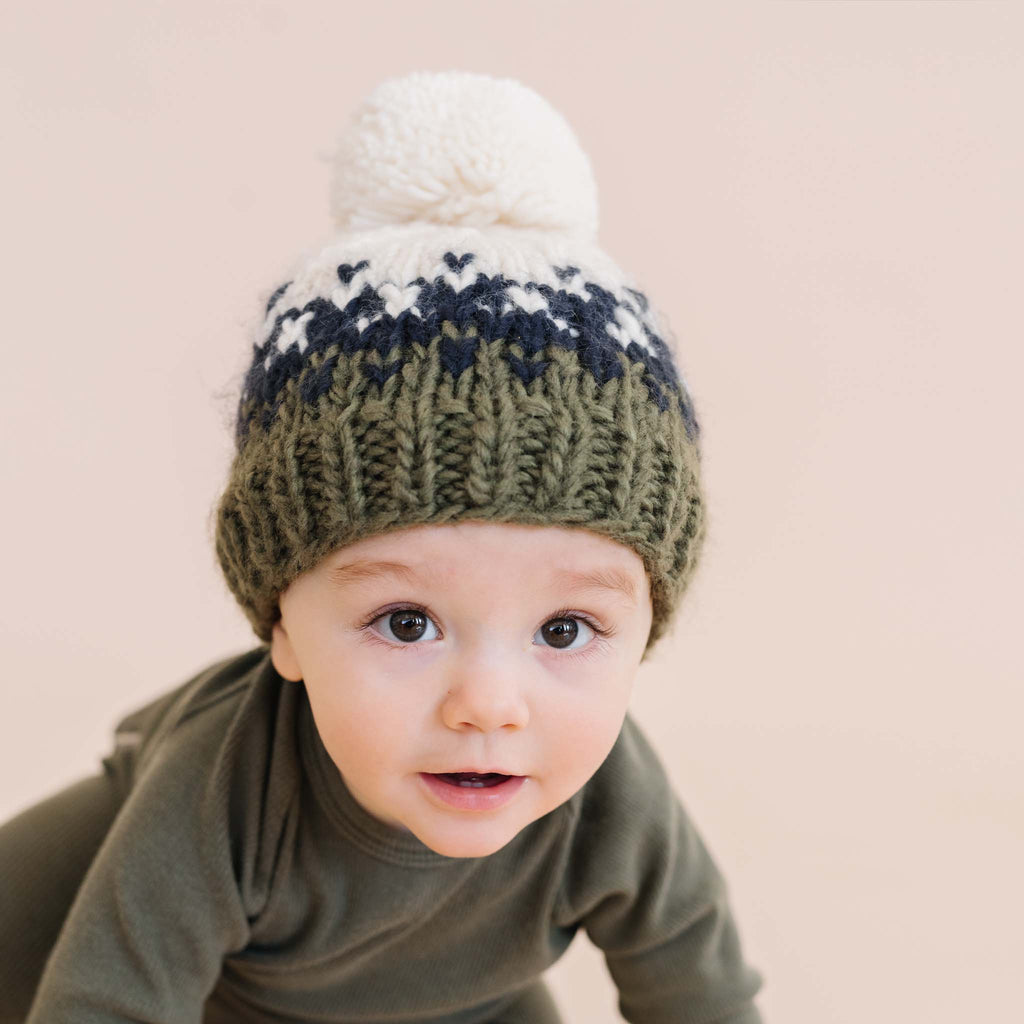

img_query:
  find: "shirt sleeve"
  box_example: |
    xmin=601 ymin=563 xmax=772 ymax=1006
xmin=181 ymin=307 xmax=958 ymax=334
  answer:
xmin=25 ymin=682 xmax=256 ymax=1023
xmin=557 ymin=716 xmax=765 ymax=1024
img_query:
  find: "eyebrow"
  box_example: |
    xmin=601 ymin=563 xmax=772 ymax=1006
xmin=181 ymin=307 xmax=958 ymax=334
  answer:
xmin=326 ymin=560 xmax=638 ymax=604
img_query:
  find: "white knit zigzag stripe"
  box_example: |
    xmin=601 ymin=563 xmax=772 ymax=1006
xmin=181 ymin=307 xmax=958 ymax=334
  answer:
xmin=258 ymin=223 xmax=675 ymax=373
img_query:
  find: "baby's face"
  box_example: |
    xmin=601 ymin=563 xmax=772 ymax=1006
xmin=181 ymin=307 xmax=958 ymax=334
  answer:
xmin=271 ymin=520 xmax=652 ymax=858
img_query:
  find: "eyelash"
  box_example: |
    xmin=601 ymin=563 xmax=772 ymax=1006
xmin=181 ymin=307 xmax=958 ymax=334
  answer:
xmin=356 ymin=603 xmax=614 ymax=661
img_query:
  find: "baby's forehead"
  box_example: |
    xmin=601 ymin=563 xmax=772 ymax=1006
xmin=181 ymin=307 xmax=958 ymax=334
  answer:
xmin=318 ymin=521 xmax=648 ymax=604
xmin=336 ymin=519 xmax=636 ymax=557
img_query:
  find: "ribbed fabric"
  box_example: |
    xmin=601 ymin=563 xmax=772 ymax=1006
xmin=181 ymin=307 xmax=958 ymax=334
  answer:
xmin=14 ymin=649 xmax=763 ymax=1023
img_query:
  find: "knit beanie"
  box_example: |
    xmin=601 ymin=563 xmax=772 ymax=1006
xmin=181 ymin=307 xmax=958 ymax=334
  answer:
xmin=214 ymin=70 xmax=706 ymax=661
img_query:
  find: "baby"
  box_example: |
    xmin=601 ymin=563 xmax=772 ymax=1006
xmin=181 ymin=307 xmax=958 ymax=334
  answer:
xmin=1 ymin=71 xmax=764 ymax=1023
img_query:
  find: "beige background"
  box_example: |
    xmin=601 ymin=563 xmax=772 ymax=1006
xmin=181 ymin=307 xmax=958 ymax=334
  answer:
xmin=1 ymin=2 xmax=1021 ymax=1021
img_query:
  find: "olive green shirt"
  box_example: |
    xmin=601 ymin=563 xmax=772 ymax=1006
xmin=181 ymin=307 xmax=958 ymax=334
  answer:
xmin=26 ymin=647 xmax=763 ymax=1023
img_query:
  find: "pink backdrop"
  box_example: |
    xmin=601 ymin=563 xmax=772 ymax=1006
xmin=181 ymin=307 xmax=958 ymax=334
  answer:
xmin=2 ymin=2 xmax=1020 ymax=1021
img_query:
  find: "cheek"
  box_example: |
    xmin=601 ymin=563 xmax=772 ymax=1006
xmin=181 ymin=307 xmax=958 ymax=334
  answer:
xmin=539 ymin=681 xmax=632 ymax=778
xmin=307 ymin=662 xmax=435 ymax=764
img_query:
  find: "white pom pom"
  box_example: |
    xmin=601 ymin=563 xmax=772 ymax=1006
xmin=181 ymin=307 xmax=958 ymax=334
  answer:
xmin=328 ymin=70 xmax=599 ymax=240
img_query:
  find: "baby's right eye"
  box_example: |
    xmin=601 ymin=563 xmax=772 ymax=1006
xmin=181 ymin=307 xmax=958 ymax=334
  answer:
xmin=364 ymin=606 xmax=439 ymax=646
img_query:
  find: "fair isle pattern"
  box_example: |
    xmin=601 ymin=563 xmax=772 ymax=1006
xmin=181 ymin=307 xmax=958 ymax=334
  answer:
xmin=236 ymin=250 xmax=700 ymax=448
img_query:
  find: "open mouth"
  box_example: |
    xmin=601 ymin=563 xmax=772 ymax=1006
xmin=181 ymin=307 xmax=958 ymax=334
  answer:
xmin=433 ymin=772 xmax=511 ymax=789
xmin=419 ymin=771 xmax=526 ymax=810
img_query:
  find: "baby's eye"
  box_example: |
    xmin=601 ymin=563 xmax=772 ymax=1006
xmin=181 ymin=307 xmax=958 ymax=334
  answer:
xmin=363 ymin=607 xmax=605 ymax=653
xmin=534 ymin=614 xmax=598 ymax=652
xmin=370 ymin=608 xmax=439 ymax=645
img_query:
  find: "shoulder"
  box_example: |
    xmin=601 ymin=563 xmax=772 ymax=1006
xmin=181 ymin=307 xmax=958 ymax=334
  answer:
xmin=105 ymin=647 xmax=303 ymax=918
xmin=111 ymin=646 xmax=267 ymax=748
xmin=574 ymin=711 xmax=675 ymax=832
xmin=557 ymin=713 xmax=729 ymax=928
xmin=104 ymin=645 xmax=304 ymax=833
xmin=109 ymin=646 xmax=283 ymax=780
xmin=555 ymin=714 xmax=676 ymax=908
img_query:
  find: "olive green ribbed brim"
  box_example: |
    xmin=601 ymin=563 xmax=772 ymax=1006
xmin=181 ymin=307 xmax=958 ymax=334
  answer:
xmin=214 ymin=324 xmax=705 ymax=660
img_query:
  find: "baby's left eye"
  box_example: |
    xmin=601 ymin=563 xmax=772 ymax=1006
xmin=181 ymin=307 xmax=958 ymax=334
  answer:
xmin=534 ymin=615 xmax=598 ymax=652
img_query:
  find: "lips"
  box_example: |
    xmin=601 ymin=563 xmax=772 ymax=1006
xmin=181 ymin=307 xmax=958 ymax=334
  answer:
xmin=419 ymin=771 xmax=526 ymax=811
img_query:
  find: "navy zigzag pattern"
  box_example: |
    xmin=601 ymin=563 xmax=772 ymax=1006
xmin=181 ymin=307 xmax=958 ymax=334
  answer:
xmin=237 ymin=252 xmax=699 ymax=447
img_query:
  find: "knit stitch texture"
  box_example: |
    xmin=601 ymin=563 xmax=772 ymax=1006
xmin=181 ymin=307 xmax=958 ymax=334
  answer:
xmin=213 ymin=75 xmax=706 ymax=658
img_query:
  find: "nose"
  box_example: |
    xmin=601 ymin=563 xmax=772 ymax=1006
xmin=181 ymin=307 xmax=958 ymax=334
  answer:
xmin=440 ymin=673 xmax=530 ymax=733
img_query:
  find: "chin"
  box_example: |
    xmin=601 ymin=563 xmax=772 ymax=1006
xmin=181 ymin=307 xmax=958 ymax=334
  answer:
xmin=413 ymin=822 xmax=521 ymax=859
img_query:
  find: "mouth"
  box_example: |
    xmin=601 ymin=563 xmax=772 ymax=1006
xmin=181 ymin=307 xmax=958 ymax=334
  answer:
xmin=431 ymin=771 xmax=517 ymax=789
xmin=419 ymin=771 xmax=526 ymax=811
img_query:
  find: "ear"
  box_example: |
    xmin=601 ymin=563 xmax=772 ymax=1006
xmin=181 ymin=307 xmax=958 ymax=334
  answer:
xmin=270 ymin=619 xmax=303 ymax=682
